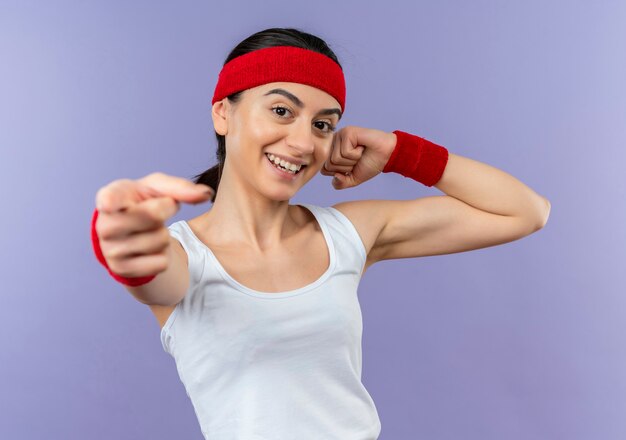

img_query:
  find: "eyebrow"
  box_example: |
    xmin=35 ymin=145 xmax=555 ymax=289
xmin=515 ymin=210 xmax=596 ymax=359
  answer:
xmin=263 ymin=88 xmax=342 ymax=120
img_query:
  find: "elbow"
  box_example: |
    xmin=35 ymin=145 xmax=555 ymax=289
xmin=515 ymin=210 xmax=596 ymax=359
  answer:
xmin=535 ymin=197 xmax=551 ymax=230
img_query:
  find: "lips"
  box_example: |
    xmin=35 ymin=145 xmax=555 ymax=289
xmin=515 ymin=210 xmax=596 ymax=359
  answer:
xmin=265 ymin=153 xmax=303 ymax=181
xmin=265 ymin=152 xmax=307 ymax=167
xmin=265 ymin=153 xmax=305 ymax=174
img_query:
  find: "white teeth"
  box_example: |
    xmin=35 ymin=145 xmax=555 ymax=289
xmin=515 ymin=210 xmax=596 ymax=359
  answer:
xmin=266 ymin=153 xmax=302 ymax=172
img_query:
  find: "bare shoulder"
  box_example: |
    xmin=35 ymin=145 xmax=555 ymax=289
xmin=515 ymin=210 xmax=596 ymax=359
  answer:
xmin=330 ymin=200 xmax=391 ymax=270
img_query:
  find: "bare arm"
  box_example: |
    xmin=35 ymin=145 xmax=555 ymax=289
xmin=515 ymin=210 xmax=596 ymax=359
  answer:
xmin=124 ymin=236 xmax=189 ymax=307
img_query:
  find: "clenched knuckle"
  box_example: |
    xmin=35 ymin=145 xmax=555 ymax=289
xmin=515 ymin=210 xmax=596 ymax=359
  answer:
xmin=96 ymin=219 xmax=113 ymax=239
xmin=108 ymin=259 xmax=126 ymax=275
xmin=105 ymin=244 xmax=124 ymax=260
xmin=143 ymin=203 xmax=161 ymax=221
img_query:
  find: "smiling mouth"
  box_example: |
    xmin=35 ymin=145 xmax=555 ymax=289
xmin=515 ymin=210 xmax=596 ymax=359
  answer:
xmin=265 ymin=153 xmax=307 ymax=175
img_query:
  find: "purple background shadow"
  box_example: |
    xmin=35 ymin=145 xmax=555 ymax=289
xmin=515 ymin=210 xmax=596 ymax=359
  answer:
xmin=1 ymin=1 xmax=625 ymax=439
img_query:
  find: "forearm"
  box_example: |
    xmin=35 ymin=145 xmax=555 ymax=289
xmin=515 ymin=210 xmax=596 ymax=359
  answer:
xmin=433 ymin=152 xmax=550 ymax=222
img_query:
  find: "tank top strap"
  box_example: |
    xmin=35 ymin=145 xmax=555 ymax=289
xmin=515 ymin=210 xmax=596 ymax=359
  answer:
xmin=300 ymin=204 xmax=367 ymax=278
xmin=167 ymin=220 xmax=207 ymax=287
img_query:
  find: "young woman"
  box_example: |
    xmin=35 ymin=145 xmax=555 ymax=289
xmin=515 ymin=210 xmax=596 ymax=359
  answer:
xmin=91 ymin=27 xmax=550 ymax=439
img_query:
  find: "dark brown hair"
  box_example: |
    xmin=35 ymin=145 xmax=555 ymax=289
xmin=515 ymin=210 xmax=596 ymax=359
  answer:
xmin=191 ymin=27 xmax=343 ymax=202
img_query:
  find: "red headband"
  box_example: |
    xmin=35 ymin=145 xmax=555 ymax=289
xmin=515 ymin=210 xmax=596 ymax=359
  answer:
xmin=211 ymin=46 xmax=346 ymax=112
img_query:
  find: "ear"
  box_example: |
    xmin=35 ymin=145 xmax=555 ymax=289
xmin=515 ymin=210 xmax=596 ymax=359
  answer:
xmin=211 ymin=99 xmax=229 ymax=136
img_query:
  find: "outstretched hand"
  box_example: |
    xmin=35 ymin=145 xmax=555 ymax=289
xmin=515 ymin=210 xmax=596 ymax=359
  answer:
xmin=320 ymin=126 xmax=397 ymax=190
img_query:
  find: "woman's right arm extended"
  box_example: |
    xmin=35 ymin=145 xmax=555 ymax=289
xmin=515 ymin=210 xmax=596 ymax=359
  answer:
xmin=93 ymin=173 xmax=213 ymax=305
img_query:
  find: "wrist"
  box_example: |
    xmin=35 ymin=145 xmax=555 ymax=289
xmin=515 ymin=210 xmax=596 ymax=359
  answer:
xmin=382 ymin=130 xmax=449 ymax=187
xmin=384 ymin=131 xmax=398 ymax=163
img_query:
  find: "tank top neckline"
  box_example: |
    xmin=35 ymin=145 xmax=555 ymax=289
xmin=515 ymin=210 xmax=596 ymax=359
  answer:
xmin=179 ymin=203 xmax=337 ymax=299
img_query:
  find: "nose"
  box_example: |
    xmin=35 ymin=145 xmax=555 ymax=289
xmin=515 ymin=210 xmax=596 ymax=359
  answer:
xmin=285 ymin=119 xmax=315 ymax=155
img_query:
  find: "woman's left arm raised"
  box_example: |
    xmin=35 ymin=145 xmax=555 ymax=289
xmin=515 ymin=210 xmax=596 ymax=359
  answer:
xmin=322 ymin=126 xmax=551 ymax=262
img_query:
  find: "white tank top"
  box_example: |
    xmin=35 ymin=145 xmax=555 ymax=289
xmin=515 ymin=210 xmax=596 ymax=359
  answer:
xmin=160 ymin=203 xmax=381 ymax=439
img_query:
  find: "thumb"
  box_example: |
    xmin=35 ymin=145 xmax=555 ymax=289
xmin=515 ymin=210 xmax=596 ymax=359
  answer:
xmin=332 ymin=173 xmax=347 ymax=190
xmin=139 ymin=173 xmax=215 ymax=204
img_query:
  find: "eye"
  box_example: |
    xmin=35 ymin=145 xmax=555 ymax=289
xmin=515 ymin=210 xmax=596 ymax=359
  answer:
xmin=314 ymin=121 xmax=336 ymax=134
xmin=272 ymin=105 xmax=336 ymax=134
xmin=271 ymin=105 xmax=292 ymax=119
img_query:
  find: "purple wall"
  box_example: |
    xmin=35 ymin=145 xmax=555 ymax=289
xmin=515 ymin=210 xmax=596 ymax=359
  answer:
xmin=1 ymin=1 xmax=624 ymax=438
